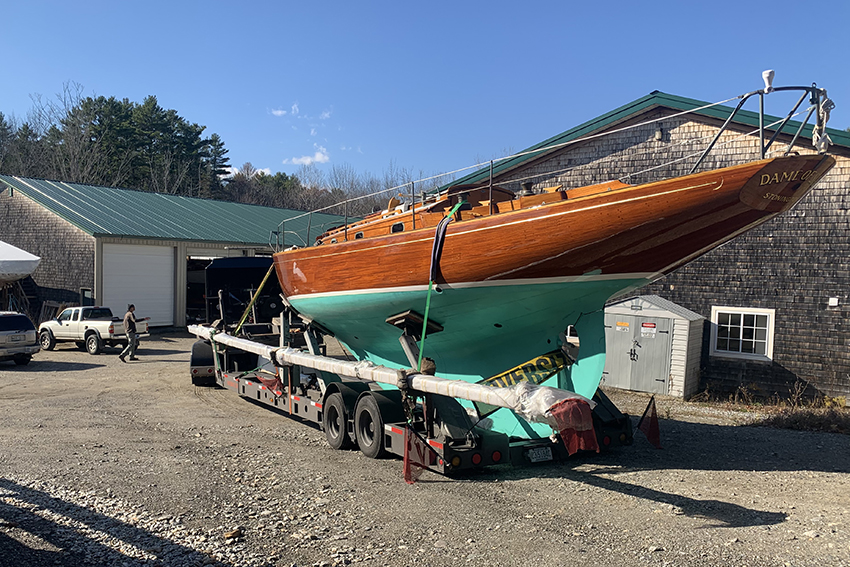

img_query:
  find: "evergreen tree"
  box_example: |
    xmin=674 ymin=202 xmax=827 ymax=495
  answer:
xmin=7 ymin=123 xmax=46 ymax=178
xmin=0 ymin=112 xmax=15 ymax=173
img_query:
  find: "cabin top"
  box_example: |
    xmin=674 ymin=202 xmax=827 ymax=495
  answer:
xmin=314 ymin=179 xmax=629 ymax=246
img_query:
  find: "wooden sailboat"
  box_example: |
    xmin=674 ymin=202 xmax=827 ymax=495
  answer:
xmin=272 ymin=154 xmax=833 ymax=437
xmin=272 ymin=79 xmax=836 ymax=438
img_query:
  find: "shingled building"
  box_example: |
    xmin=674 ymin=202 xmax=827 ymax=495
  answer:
xmin=453 ymin=89 xmax=850 ymax=402
xmin=0 ymin=178 xmax=343 ymax=328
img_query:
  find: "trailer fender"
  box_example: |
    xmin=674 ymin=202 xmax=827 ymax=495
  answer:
xmin=190 ymin=340 xmax=216 ymax=386
xmin=322 ymin=382 xmax=370 ymax=412
xmin=359 ymin=390 xmax=406 ymax=425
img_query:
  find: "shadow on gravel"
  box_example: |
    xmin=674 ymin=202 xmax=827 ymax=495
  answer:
xmin=0 ymin=479 xmax=231 ymax=567
xmin=132 ymin=344 xmax=188 ymax=355
xmin=7 ymin=361 xmax=106 ymax=372
xmin=452 ymin=416 xmax=849 ymax=528
xmin=567 ymin=473 xmax=786 ymax=528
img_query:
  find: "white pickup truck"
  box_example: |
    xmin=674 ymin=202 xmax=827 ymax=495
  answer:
xmin=38 ymin=306 xmax=150 ymax=355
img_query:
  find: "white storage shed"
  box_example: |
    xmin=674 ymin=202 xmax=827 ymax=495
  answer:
xmin=602 ymin=295 xmax=704 ymax=398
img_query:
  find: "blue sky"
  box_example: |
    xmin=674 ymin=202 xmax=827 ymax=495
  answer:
xmin=3 ymin=0 xmax=849 ymax=182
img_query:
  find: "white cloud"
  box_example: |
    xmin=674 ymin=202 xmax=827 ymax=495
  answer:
xmin=310 ymin=128 xmax=317 ymax=136
xmin=286 ymin=144 xmax=330 ymax=166
xmin=271 ymin=108 xmax=287 ymax=117
xmin=291 ymin=102 xmax=300 ymax=115
xmin=320 ymin=110 xmax=331 ymax=120
xmin=221 ymin=166 xmax=271 ymax=179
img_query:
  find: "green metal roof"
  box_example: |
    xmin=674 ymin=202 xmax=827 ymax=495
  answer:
xmin=452 ymin=90 xmax=850 ymax=186
xmin=0 ymin=175 xmax=347 ymax=248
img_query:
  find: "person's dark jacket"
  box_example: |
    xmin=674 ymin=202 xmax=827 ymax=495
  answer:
xmin=123 ymin=311 xmax=138 ymax=334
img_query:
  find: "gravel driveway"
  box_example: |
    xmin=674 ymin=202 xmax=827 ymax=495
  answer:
xmin=0 ymin=332 xmax=848 ymax=567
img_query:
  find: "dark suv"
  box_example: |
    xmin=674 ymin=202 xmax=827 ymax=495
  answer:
xmin=0 ymin=311 xmax=40 ymax=365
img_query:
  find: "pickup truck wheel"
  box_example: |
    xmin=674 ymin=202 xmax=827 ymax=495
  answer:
xmin=323 ymin=393 xmax=354 ymax=450
xmin=354 ymin=394 xmax=385 ymax=459
xmin=39 ymin=330 xmax=56 ymax=351
xmin=85 ymin=333 xmax=103 ymax=355
xmin=13 ymin=354 xmax=32 ymax=366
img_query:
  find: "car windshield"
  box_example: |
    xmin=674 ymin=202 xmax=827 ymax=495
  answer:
xmin=83 ymin=308 xmax=113 ymax=320
xmin=0 ymin=315 xmax=36 ymax=332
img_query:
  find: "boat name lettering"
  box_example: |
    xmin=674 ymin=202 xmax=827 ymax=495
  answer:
xmin=482 ymin=351 xmax=570 ymax=389
xmin=762 ymin=192 xmax=792 ymax=203
xmin=759 ymin=169 xmax=814 ymax=186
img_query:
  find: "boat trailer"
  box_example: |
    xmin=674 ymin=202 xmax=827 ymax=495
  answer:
xmin=188 ymin=310 xmax=632 ymax=476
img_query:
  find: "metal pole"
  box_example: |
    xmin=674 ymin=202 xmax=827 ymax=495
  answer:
xmin=344 ymin=200 xmax=348 ymax=241
xmin=814 ymin=85 xmax=824 ymax=133
xmin=689 ymin=95 xmax=751 ymax=174
xmin=306 ymin=213 xmax=312 ymax=246
xmin=763 ymin=90 xmax=809 ymax=154
xmin=759 ymin=92 xmax=765 ymax=159
xmin=410 ymin=182 xmax=415 ymax=230
xmin=783 ymin=105 xmax=816 ymax=156
xmin=488 ymin=161 xmax=494 ymax=215
xmin=188 ymin=325 xmax=592 ymax=419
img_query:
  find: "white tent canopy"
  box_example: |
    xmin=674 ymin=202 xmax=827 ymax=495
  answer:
xmin=0 ymin=241 xmax=41 ymax=285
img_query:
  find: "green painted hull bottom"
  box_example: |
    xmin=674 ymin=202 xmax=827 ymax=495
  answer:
xmin=290 ymin=278 xmax=647 ymax=439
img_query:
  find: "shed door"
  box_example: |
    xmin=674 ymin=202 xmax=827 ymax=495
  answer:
xmin=630 ymin=317 xmax=671 ymax=394
xmin=602 ymin=314 xmax=671 ymax=394
xmin=602 ymin=314 xmax=635 ymax=390
xmin=102 ymin=244 xmax=174 ymax=326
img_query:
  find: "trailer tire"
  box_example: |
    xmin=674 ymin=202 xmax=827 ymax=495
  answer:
xmin=354 ymin=394 xmax=385 ymax=459
xmin=323 ymin=393 xmax=353 ymax=450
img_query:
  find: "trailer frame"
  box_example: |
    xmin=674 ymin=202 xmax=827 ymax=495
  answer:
xmin=189 ymin=308 xmax=633 ymax=475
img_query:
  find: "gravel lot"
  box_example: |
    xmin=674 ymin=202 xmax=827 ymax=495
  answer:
xmin=0 ymin=331 xmax=848 ymax=567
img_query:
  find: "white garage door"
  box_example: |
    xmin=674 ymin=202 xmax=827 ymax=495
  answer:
xmin=102 ymin=244 xmax=174 ymax=326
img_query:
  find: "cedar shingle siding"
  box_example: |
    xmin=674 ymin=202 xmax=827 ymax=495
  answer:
xmin=482 ymin=102 xmax=850 ymax=402
xmin=1 ymin=187 xmax=95 ymax=305
xmin=642 ymin=154 xmax=850 ymax=400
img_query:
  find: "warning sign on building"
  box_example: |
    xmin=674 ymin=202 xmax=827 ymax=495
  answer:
xmin=640 ymin=322 xmax=657 ymax=338
xmin=615 ymin=321 xmax=630 ymax=332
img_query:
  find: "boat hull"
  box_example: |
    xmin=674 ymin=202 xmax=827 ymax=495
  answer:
xmin=274 ymin=154 xmax=835 ymax=438
xmin=288 ymin=275 xmax=649 ymax=437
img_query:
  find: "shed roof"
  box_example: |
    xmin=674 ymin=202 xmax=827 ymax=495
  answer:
xmin=451 ymin=90 xmax=850 ymax=186
xmin=606 ymin=295 xmax=704 ymax=322
xmin=0 ymin=176 xmax=346 ymax=248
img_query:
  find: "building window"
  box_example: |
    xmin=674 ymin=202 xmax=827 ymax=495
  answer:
xmin=710 ymin=306 xmax=775 ymax=361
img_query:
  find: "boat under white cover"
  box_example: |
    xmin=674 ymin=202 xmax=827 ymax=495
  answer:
xmin=0 ymin=241 xmax=40 ymax=285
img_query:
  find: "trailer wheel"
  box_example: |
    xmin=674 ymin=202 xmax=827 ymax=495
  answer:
xmin=323 ymin=393 xmax=353 ymax=450
xmin=85 ymin=333 xmax=103 ymax=355
xmin=354 ymin=394 xmax=385 ymax=459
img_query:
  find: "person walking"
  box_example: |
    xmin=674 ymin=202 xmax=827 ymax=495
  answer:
xmin=118 ymin=304 xmax=149 ymax=363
